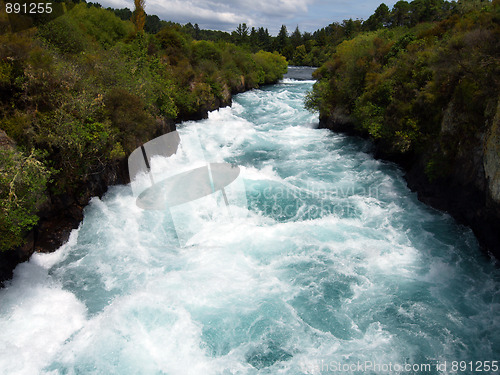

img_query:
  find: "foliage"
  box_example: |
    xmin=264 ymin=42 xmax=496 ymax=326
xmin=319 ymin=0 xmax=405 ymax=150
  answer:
xmin=308 ymin=1 xmax=500 ymax=179
xmin=82 ymin=0 xmax=495 ymax=68
xmin=0 ymin=149 xmax=51 ymax=251
xmin=0 ymin=4 xmax=288 ymax=252
xmin=192 ymin=40 xmax=223 ymax=64
xmin=37 ymin=16 xmax=88 ymax=54
xmin=253 ymin=51 xmax=288 ymax=84
xmin=132 ymin=0 xmax=146 ymax=32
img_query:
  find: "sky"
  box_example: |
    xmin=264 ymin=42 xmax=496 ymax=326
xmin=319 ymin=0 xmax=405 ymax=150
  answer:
xmin=96 ymin=0 xmax=400 ymax=35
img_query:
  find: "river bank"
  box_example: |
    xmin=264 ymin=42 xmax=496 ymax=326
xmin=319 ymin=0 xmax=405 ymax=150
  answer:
xmin=0 ymin=2 xmax=289 ymax=286
xmin=307 ymin=3 xmax=500 ymax=260
xmin=318 ymin=111 xmax=500 ymax=261
xmin=294 ymin=65 xmax=499 ymax=259
xmin=0 ymin=75 xmax=276 ymax=286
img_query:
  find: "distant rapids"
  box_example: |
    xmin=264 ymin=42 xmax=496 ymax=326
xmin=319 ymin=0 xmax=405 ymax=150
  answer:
xmin=0 ymin=78 xmax=499 ymax=375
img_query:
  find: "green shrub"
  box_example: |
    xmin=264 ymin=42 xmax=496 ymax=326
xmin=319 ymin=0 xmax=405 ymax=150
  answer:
xmin=155 ymin=26 xmax=189 ymax=64
xmin=37 ymin=16 xmax=88 ymax=54
xmin=104 ymin=88 xmax=155 ymax=151
xmin=253 ymin=51 xmax=288 ymax=84
xmin=0 ymin=3 xmax=289 ymax=252
xmin=192 ymin=40 xmax=223 ymax=64
xmin=309 ymin=5 xmax=500 ymax=156
xmin=67 ymin=4 xmax=134 ymax=48
xmin=0 ymin=149 xmax=51 ymax=251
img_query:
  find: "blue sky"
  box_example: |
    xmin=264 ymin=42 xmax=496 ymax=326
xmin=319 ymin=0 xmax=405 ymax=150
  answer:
xmin=96 ymin=0 xmax=399 ymax=35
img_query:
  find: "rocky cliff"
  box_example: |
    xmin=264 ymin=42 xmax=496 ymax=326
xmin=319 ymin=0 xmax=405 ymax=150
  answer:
xmin=319 ymin=98 xmax=500 ymax=260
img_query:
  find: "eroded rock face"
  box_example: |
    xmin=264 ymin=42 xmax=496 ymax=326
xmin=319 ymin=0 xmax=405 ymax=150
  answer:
xmin=0 ymin=131 xmax=19 ymax=285
xmin=0 ymin=129 xmax=15 ymax=150
xmin=318 ymin=99 xmax=500 ymax=259
xmin=484 ymin=99 xmax=500 ymax=204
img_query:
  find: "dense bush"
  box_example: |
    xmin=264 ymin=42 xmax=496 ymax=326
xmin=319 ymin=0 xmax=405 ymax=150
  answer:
xmin=307 ymin=1 xmax=500 ymax=176
xmin=192 ymin=40 xmax=223 ymax=64
xmin=37 ymin=16 xmax=89 ymax=54
xmin=0 ymin=149 xmax=51 ymax=251
xmin=253 ymin=51 xmax=288 ymax=84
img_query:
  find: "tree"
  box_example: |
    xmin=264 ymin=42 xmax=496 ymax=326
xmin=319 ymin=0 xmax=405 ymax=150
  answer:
xmin=274 ymin=24 xmax=289 ymax=53
xmin=233 ymin=23 xmax=249 ymax=44
xmin=257 ymin=27 xmax=272 ymax=51
xmin=194 ymin=23 xmax=200 ymax=39
xmin=390 ymin=1 xmax=411 ymax=26
xmin=145 ymin=14 xmax=162 ymax=34
xmin=363 ymin=3 xmax=390 ymax=30
xmin=455 ymin=0 xmax=491 ymax=13
xmin=249 ymin=27 xmax=258 ymax=50
xmin=408 ymin=0 xmax=446 ymax=25
xmin=132 ymin=0 xmax=146 ymax=32
xmin=314 ymin=28 xmax=327 ymax=47
xmin=290 ymin=25 xmax=302 ymax=48
xmin=342 ymin=18 xmax=355 ymax=38
xmin=113 ymin=7 xmax=132 ymax=21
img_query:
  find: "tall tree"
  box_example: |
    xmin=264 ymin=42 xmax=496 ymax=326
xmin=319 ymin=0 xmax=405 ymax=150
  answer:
xmin=390 ymin=1 xmax=411 ymax=26
xmin=132 ymin=0 xmax=146 ymax=32
xmin=363 ymin=3 xmax=390 ymax=30
xmin=113 ymin=8 xmax=133 ymax=21
xmin=342 ymin=18 xmax=355 ymax=38
xmin=290 ymin=25 xmax=302 ymax=48
xmin=249 ymin=27 xmax=258 ymax=49
xmin=274 ymin=24 xmax=289 ymax=53
xmin=233 ymin=23 xmax=249 ymax=44
xmin=257 ymin=27 xmax=272 ymax=51
xmin=145 ymin=14 xmax=162 ymax=34
xmin=408 ymin=0 xmax=446 ymax=25
xmin=194 ymin=23 xmax=200 ymax=39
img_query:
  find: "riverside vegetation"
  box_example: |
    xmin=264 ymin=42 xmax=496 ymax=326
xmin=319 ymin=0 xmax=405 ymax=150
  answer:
xmin=306 ymin=0 xmax=500 ymax=256
xmin=0 ymin=2 xmax=287 ymax=265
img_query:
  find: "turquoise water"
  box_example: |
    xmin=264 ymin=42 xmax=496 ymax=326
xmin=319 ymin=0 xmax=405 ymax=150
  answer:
xmin=0 ymin=80 xmax=499 ymax=374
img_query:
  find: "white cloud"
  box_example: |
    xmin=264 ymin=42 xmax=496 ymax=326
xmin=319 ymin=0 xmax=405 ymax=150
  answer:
xmin=230 ymin=0 xmax=310 ymax=17
xmin=147 ymin=0 xmax=249 ymax=26
xmin=95 ymin=0 xmax=400 ymax=34
xmin=96 ymin=0 xmax=314 ymax=32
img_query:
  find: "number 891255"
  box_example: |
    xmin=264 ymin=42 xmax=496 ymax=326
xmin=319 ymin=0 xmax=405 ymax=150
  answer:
xmin=5 ymin=2 xmax=52 ymax=14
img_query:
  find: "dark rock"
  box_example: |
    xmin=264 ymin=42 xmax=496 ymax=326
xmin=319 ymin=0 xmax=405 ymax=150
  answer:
xmin=318 ymin=113 xmax=361 ymax=137
xmin=0 ymin=129 xmax=15 ymax=150
xmin=405 ymin=157 xmax=500 ymax=260
xmin=0 ymin=84 xmax=239 ymax=286
xmin=0 ymin=250 xmax=19 ymax=287
xmin=0 ymin=148 xmax=133 ymax=286
xmin=319 ymin=111 xmax=500 ymax=260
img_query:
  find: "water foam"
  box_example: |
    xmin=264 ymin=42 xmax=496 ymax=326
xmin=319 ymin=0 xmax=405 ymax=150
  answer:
xmin=0 ymin=81 xmax=499 ymax=375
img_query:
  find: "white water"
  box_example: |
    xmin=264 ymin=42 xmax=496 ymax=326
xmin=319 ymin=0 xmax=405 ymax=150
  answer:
xmin=0 ymin=80 xmax=499 ymax=375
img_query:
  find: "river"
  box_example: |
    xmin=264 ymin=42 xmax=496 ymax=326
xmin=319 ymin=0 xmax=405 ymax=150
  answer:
xmin=0 ymin=75 xmax=499 ymax=374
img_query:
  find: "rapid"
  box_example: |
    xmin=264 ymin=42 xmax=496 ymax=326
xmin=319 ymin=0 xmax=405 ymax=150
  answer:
xmin=0 ymin=71 xmax=499 ymax=374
